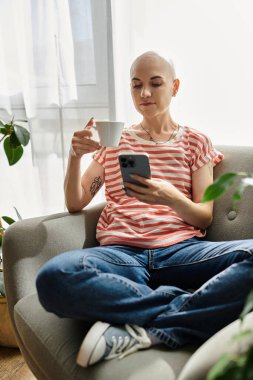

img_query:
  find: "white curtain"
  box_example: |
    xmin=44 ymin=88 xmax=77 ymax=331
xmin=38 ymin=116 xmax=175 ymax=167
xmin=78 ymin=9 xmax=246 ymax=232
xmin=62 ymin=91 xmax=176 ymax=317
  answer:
xmin=0 ymin=0 xmax=98 ymax=220
xmin=111 ymin=0 xmax=253 ymax=146
xmin=0 ymin=0 xmax=78 ymax=118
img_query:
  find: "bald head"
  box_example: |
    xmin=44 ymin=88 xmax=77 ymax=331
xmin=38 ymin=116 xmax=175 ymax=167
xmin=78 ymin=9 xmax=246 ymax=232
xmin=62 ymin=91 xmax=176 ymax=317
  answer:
xmin=130 ymin=51 xmax=176 ymax=80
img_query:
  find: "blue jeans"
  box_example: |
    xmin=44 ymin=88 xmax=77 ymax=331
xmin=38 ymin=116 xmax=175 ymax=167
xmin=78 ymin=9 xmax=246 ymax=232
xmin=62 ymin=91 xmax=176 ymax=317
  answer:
xmin=36 ymin=238 xmax=253 ymax=348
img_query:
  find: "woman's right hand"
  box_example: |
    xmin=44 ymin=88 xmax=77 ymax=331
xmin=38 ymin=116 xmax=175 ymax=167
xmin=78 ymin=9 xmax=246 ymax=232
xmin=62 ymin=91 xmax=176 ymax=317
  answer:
xmin=70 ymin=117 xmax=101 ymax=158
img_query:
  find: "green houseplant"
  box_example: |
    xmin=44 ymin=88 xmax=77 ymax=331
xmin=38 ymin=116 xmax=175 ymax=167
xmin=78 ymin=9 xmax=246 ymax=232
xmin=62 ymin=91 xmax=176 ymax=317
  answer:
xmin=0 ymin=117 xmax=30 ymax=165
xmin=202 ymin=173 xmax=253 ymax=380
xmin=0 ymin=116 xmax=29 ymax=249
xmin=0 ymin=116 xmax=30 ymax=347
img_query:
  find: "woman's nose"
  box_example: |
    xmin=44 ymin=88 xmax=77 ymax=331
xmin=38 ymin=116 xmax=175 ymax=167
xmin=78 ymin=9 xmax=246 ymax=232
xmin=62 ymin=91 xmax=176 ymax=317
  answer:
xmin=140 ymin=87 xmax=151 ymax=98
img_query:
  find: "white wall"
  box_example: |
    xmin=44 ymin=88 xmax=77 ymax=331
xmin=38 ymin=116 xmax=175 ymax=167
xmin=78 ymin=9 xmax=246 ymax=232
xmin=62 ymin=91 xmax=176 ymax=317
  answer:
xmin=112 ymin=0 xmax=253 ymax=145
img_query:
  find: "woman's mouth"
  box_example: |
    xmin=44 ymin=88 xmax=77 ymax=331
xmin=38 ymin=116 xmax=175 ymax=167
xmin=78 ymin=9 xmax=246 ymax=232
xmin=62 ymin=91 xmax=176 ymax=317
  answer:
xmin=140 ymin=102 xmax=155 ymax=106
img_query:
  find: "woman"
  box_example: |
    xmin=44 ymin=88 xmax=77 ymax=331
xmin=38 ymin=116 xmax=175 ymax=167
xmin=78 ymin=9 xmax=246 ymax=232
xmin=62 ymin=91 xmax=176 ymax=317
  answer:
xmin=36 ymin=51 xmax=253 ymax=367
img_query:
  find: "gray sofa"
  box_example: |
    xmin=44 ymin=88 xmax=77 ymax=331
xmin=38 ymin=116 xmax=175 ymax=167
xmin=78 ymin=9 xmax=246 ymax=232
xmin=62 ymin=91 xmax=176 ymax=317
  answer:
xmin=3 ymin=145 xmax=253 ymax=380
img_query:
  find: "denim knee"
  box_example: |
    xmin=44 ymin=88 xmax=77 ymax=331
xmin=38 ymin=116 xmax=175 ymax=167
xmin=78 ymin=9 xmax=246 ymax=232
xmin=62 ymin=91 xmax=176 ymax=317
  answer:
xmin=36 ymin=259 xmax=60 ymax=313
xmin=35 ymin=253 xmax=76 ymax=315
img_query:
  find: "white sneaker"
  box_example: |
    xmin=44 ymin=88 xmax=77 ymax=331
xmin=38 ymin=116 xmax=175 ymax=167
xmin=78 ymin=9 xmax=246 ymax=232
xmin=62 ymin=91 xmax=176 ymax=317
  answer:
xmin=77 ymin=321 xmax=151 ymax=367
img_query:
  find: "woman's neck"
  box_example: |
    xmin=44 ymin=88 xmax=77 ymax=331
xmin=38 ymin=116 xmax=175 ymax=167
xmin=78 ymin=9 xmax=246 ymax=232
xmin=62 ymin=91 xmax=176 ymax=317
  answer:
xmin=141 ymin=115 xmax=177 ymax=134
xmin=132 ymin=114 xmax=179 ymax=144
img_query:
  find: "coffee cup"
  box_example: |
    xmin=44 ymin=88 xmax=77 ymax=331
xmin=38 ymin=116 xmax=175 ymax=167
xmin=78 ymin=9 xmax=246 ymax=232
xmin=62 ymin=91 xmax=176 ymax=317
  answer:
xmin=92 ymin=121 xmax=125 ymax=147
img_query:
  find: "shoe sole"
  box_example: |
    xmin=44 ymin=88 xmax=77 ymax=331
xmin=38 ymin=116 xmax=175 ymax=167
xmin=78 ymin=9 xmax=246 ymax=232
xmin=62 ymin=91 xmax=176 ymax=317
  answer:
xmin=76 ymin=321 xmax=110 ymax=367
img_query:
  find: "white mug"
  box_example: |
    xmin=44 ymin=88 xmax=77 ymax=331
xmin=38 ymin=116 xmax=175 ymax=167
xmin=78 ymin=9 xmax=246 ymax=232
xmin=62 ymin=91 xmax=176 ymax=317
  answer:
xmin=92 ymin=121 xmax=125 ymax=147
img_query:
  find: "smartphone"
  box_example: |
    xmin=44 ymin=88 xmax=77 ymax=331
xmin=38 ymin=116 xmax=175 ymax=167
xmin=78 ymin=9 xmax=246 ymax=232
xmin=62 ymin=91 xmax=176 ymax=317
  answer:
xmin=118 ymin=153 xmax=151 ymax=187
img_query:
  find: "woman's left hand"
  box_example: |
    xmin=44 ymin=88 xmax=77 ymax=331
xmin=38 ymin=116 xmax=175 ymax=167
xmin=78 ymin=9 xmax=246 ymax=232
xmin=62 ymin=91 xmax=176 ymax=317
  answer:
xmin=124 ymin=175 xmax=181 ymax=206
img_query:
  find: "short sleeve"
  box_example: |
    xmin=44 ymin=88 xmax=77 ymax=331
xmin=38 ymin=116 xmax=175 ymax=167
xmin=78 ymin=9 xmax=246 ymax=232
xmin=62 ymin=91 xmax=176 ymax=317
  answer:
xmin=190 ymin=132 xmax=223 ymax=172
xmin=92 ymin=146 xmax=107 ymax=167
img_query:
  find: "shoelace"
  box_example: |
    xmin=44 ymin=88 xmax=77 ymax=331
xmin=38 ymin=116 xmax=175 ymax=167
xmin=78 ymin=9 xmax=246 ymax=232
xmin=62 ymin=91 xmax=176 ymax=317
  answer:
xmin=105 ymin=324 xmax=151 ymax=361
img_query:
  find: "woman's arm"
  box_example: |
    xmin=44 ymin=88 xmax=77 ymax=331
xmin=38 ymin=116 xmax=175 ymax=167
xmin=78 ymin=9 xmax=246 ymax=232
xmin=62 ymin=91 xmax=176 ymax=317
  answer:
xmin=64 ymin=158 xmax=105 ymax=213
xmin=168 ymin=161 xmax=214 ymax=229
xmin=64 ymin=118 xmax=104 ymax=213
xmin=124 ymin=160 xmax=214 ymax=230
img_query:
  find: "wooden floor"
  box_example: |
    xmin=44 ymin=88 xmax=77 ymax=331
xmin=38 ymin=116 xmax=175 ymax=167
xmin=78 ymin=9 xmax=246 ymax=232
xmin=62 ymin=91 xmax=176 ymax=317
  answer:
xmin=0 ymin=346 xmax=36 ymax=380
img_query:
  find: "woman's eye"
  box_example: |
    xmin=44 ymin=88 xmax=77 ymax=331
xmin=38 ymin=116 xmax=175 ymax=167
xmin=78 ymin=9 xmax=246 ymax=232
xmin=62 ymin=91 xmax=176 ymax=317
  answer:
xmin=132 ymin=84 xmax=142 ymax=89
xmin=151 ymin=83 xmax=162 ymax=87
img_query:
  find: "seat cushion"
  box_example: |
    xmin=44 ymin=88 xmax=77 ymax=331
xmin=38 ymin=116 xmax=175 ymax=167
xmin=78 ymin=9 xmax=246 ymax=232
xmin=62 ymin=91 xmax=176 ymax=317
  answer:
xmin=14 ymin=293 xmax=196 ymax=380
xmin=178 ymin=311 xmax=253 ymax=380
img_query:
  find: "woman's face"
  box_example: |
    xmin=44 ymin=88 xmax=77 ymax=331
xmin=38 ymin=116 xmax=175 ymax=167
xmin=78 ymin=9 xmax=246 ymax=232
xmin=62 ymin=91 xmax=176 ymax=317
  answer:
xmin=130 ymin=57 xmax=178 ymax=118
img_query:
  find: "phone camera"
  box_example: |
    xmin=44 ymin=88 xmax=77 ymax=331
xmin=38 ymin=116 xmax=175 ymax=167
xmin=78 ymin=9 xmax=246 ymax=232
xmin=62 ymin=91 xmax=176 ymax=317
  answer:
xmin=128 ymin=159 xmax=135 ymax=167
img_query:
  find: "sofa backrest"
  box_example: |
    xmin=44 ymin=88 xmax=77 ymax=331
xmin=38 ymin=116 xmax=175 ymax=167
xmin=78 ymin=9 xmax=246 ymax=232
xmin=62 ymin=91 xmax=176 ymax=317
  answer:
xmin=206 ymin=145 xmax=253 ymax=241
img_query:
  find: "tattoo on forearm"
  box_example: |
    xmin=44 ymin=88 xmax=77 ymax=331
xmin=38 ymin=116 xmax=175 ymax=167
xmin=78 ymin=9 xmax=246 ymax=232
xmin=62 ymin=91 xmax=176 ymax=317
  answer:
xmin=90 ymin=176 xmax=102 ymax=197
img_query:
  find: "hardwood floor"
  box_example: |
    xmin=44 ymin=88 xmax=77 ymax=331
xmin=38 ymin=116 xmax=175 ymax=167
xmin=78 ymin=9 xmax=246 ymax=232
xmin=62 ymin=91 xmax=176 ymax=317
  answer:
xmin=0 ymin=346 xmax=36 ymax=379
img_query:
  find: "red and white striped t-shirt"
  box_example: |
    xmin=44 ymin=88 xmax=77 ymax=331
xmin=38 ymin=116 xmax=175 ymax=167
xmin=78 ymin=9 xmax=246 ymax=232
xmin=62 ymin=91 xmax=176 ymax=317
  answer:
xmin=93 ymin=125 xmax=223 ymax=248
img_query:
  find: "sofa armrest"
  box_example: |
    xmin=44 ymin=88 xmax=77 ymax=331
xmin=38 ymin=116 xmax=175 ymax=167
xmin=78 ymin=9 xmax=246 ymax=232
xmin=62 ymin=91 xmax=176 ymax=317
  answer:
xmin=2 ymin=202 xmax=105 ymax=318
xmin=206 ymin=145 xmax=253 ymax=241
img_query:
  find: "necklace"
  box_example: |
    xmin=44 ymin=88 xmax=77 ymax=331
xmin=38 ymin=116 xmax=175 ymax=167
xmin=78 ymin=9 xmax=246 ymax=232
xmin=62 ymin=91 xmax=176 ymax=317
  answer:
xmin=140 ymin=123 xmax=179 ymax=144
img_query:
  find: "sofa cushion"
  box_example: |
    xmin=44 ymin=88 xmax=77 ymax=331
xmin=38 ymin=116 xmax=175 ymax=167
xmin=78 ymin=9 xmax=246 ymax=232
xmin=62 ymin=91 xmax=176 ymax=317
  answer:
xmin=177 ymin=311 xmax=253 ymax=380
xmin=14 ymin=293 xmax=196 ymax=380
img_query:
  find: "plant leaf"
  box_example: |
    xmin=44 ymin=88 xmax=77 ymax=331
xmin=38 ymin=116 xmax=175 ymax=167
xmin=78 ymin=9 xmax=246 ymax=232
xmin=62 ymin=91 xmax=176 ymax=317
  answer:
xmin=232 ymin=177 xmax=253 ymax=203
xmin=9 ymin=131 xmax=21 ymax=149
xmin=3 ymin=136 xmax=12 ymax=162
xmin=11 ymin=146 xmax=23 ymax=165
xmin=242 ymin=344 xmax=253 ymax=379
xmin=206 ymin=353 xmax=231 ymax=380
xmin=3 ymin=123 xmax=13 ymax=134
xmin=1 ymin=216 xmax=16 ymax=225
xmin=231 ymin=329 xmax=253 ymax=343
xmin=240 ymin=289 xmax=253 ymax=320
xmin=14 ymin=124 xmax=30 ymax=146
xmin=202 ymin=173 xmax=238 ymax=202
xmin=232 ymin=186 xmax=245 ymax=203
xmin=0 ymin=119 xmax=5 ymax=127
xmin=3 ymin=136 xmax=23 ymax=165
xmin=206 ymin=353 xmax=245 ymax=380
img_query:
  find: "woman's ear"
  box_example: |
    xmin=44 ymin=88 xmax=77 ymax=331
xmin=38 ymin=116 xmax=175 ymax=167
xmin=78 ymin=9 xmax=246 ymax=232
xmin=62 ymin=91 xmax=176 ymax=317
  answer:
xmin=173 ymin=79 xmax=180 ymax=96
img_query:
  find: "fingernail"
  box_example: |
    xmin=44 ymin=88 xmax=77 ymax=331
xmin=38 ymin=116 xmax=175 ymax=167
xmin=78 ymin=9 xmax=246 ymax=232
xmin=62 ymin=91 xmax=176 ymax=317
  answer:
xmin=84 ymin=117 xmax=94 ymax=128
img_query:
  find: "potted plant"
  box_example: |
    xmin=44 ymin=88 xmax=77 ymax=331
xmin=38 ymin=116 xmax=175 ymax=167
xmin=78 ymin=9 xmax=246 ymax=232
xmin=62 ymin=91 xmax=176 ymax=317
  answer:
xmin=202 ymin=173 xmax=253 ymax=379
xmin=0 ymin=117 xmax=30 ymax=347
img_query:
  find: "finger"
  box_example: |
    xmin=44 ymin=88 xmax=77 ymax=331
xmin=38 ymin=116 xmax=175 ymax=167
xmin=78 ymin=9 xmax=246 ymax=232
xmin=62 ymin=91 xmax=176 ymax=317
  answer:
xmin=124 ymin=188 xmax=135 ymax=198
xmin=124 ymin=181 xmax=149 ymax=194
xmin=73 ymin=136 xmax=100 ymax=148
xmin=73 ymin=142 xmax=99 ymax=152
xmin=74 ymin=129 xmax=93 ymax=138
xmin=130 ymin=174 xmax=150 ymax=185
xmin=84 ymin=117 xmax=95 ymax=129
xmin=124 ymin=184 xmax=145 ymax=196
xmin=72 ymin=132 xmax=101 ymax=147
xmin=125 ymin=188 xmax=146 ymax=201
xmin=126 ymin=188 xmax=152 ymax=205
